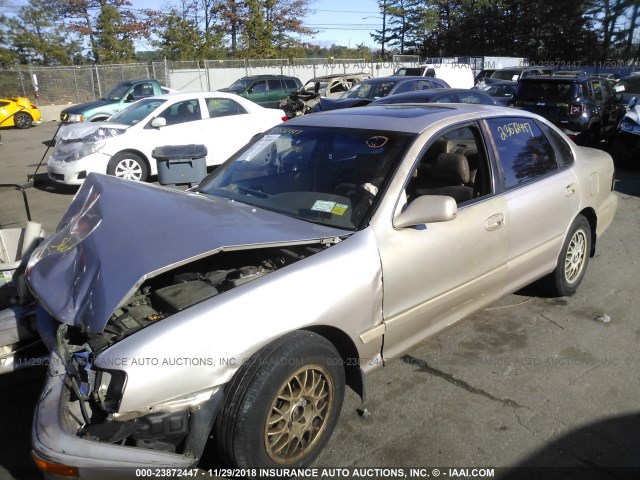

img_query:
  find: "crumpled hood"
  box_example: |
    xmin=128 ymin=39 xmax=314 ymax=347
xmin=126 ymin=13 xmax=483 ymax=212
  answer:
xmin=26 ymin=174 xmax=348 ymax=333
xmin=61 ymin=100 xmax=111 ymax=115
xmin=56 ymin=121 xmax=129 ymax=142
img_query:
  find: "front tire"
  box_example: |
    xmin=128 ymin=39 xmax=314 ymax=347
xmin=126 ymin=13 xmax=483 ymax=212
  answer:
xmin=538 ymin=215 xmax=591 ymax=296
xmin=14 ymin=112 xmax=32 ymax=129
xmin=216 ymin=331 xmax=345 ymax=469
xmin=107 ymin=152 xmax=148 ymax=182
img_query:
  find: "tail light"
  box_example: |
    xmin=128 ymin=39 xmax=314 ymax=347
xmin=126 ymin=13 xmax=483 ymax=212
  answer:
xmin=570 ymin=104 xmax=584 ymax=116
xmin=281 ymin=116 xmax=288 ymax=122
xmin=30 ymin=104 xmax=38 ymax=109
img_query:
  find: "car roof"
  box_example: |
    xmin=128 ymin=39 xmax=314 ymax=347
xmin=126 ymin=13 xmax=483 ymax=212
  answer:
xmin=285 ymin=104 xmax=519 ymax=134
xmin=519 ymin=74 xmax=602 ymax=83
xmin=362 ymin=76 xmax=424 ymax=83
xmin=151 ymin=91 xmax=245 ymax=101
xmin=238 ymin=74 xmax=298 ymax=80
xmin=372 ymin=89 xmax=497 ymax=105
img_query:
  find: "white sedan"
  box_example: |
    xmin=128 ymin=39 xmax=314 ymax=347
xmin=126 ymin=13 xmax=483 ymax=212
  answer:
xmin=47 ymin=92 xmax=286 ymax=185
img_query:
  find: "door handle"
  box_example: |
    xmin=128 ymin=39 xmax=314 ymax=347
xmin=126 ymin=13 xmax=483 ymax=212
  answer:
xmin=485 ymin=213 xmax=505 ymax=231
xmin=565 ymin=184 xmax=576 ymax=196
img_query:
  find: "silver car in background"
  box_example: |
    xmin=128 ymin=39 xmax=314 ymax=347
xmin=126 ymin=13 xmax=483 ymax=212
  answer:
xmin=28 ymin=105 xmax=617 ymax=477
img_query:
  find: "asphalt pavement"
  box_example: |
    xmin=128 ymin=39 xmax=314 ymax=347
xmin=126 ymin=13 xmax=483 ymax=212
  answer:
xmin=0 ymin=122 xmax=639 ymax=480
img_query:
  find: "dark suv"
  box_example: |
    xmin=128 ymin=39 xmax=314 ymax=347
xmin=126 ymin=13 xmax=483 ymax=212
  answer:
xmin=219 ymin=75 xmax=302 ymax=108
xmin=510 ymin=74 xmax=624 ymax=144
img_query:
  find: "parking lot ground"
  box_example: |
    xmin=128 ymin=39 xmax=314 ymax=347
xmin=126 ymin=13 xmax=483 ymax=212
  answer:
xmin=0 ymin=124 xmax=639 ymax=480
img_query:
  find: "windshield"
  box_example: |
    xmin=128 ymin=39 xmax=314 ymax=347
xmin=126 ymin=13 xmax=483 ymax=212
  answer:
xmin=483 ymin=84 xmax=516 ymax=97
xmin=105 ymin=84 xmax=131 ymax=101
xmin=615 ymin=76 xmax=640 ymax=94
xmin=108 ymin=98 xmax=167 ymax=125
xmin=198 ymin=125 xmax=414 ymax=230
xmin=516 ymin=81 xmax=579 ymax=101
xmin=343 ymin=81 xmax=397 ymax=100
xmin=491 ymin=70 xmax=521 ymax=81
xmin=227 ymin=78 xmax=252 ymax=93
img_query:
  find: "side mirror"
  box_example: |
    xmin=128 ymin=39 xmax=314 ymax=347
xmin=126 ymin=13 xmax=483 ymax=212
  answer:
xmin=394 ymin=195 xmax=457 ymax=228
xmin=125 ymin=93 xmax=134 ymax=102
xmin=150 ymin=117 xmax=166 ymax=128
xmin=629 ymin=97 xmax=638 ymax=109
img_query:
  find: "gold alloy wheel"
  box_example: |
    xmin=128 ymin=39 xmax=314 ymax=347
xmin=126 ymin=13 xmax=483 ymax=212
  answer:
xmin=265 ymin=364 xmax=334 ymax=463
xmin=564 ymin=228 xmax=587 ymax=283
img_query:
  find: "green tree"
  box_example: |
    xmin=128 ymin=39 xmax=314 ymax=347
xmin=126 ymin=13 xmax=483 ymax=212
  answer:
xmin=241 ymin=0 xmax=275 ymax=57
xmin=0 ymin=0 xmax=80 ymax=65
xmin=154 ymin=10 xmax=203 ymax=61
xmin=94 ymin=4 xmax=135 ymax=62
xmin=40 ymin=0 xmax=158 ymax=63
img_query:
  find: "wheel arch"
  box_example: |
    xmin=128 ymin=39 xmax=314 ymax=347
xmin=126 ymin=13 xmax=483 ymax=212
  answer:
xmin=302 ymin=325 xmax=366 ymax=402
xmin=578 ymin=207 xmax=597 ymax=256
xmin=113 ymin=149 xmax=152 ymax=173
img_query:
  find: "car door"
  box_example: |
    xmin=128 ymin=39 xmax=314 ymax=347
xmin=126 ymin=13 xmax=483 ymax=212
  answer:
xmin=143 ymin=98 xmax=205 ymax=168
xmin=265 ymin=79 xmax=284 ymax=108
xmin=200 ymin=96 xmax=255 ymax=165
xmin=484 ymin=116 xmax=580 ymax=293
xmin=373 ymin=122 xmax=509 ymax=359
xmin=245 ymin=80 xmax=269 ymax=106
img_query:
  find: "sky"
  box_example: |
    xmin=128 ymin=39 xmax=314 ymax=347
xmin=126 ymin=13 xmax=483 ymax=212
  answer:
xmin=5 ymin=0 xmax=383 ymax=50
xmin=299 ymin=0 xmax=382 ymax=48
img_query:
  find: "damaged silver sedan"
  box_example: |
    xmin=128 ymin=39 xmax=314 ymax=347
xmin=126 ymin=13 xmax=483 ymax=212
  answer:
xmin=26 ymin=105 xmax=617 ymax=477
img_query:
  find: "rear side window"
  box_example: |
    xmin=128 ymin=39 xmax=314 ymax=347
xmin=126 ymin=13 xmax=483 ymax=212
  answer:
xmin=284 ymin=79 xmax=298 ymax=89
xmin=537 ymin=122 xmax=574 ymax=167
xmin=516 ymin=81 xmax=578 ymax=101
xmin=486 ymin=117 xmax=559 ymax=189
xmin=267 ymin=79 xmax=283 ymax=91
xmin=392 ymin=80 xmax=416 ymax=94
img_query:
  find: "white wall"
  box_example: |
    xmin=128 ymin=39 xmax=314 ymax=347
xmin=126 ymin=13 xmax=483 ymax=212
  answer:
xmin=169 ymin=63 xmax=398 ymax=92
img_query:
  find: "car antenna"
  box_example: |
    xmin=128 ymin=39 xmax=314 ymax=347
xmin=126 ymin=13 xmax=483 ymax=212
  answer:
xmin=27 ymin=123 xmax=63 ymax=189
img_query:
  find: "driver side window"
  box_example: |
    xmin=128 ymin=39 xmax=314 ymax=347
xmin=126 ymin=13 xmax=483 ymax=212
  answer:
xmin=405 ymin=124 xmax=493 ymax=206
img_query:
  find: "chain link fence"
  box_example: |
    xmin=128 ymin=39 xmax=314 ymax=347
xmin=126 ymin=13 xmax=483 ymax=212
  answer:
xmin=2 ymin=57 xmax=405 ymax=105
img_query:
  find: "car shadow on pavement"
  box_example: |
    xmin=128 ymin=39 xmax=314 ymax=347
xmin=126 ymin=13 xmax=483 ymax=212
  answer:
xmin=500 ymin=412 xmax=640 ymax=480
xmin=614 ymin=165 xmax=640 ymax=198
xmin=31 ymin=173 xmax=78 ymax=196
xmin=0 ymin=366 xmax=46 ymax=480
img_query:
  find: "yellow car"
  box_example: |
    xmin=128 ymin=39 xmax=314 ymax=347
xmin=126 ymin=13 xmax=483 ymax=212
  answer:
xmin=0 ymin=96 xmax=41 ymax=129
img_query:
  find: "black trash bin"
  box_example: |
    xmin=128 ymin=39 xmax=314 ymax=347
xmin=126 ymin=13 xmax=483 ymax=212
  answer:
xmin=152 ymin=144 xmax=208 ymax=187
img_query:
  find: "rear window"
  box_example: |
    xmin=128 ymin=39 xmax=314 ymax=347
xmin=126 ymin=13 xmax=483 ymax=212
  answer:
xmin=515 ymin=81 xmax=580 ymax=102
xmin=491 ymin=70 xmax=521 ymax=81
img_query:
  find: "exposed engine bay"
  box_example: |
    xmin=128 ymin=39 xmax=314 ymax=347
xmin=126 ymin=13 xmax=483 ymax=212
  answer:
xmin=55 ymin=243 xmax=329 ymax=454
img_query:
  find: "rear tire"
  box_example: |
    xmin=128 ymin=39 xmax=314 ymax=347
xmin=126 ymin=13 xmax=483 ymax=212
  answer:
xmin=107 ymin=152 xmax=148 ymax=182
xmin=215 ymin=331 xmax=345 ymax=470
xmin=538 ymin=215 xmax=591 ymax=296
xmin=14 ymin=112 xmax=32 ymax=129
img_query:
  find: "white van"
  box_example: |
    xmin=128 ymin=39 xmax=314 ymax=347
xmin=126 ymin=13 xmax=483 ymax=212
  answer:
xmin=394 ymin=64 xmax=475 ymax=89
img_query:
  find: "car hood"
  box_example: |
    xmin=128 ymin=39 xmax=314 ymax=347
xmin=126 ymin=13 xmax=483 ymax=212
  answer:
xmin=61 ymin=100 xmax=112 ymax=114
xmin=26 ymin=174 xmax=348 ymax=333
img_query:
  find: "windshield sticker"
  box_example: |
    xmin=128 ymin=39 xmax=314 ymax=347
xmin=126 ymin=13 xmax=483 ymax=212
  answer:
xmin=331 ymin=203 xmax=348 ymax=216
xmin=366 ymin=136 xmax=388 ymax=148
xmin=274 ymin=127 xmax=303 ymax=136
xmin=311 ymin=200 xmax=336 ymax=212
xmin=496 ymin=122 xmax=534 ymax=141
xmin=238 ymin=134 xmax=280 ymax=161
